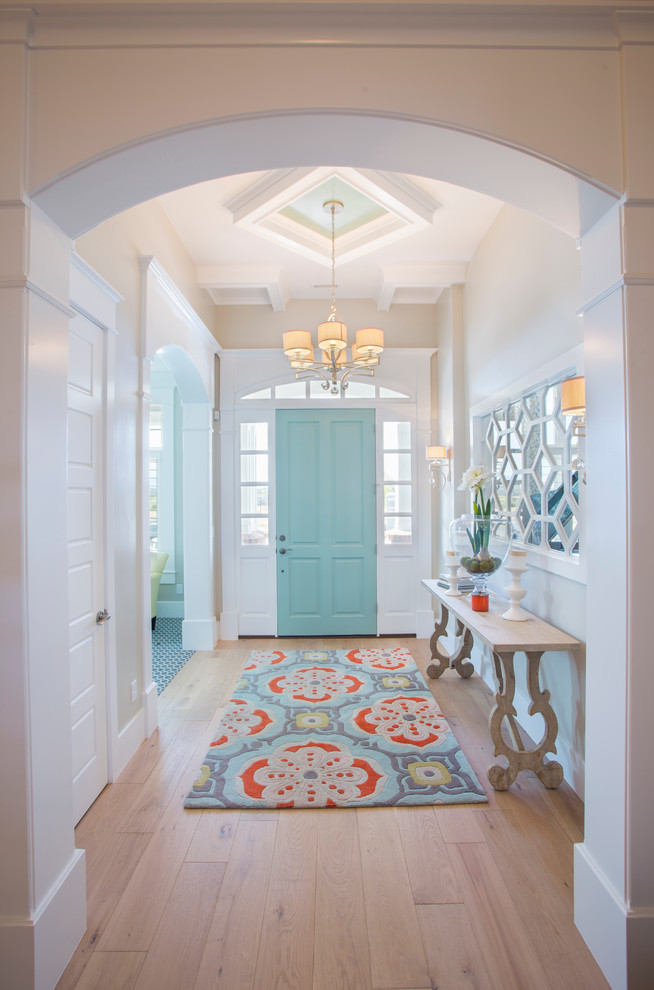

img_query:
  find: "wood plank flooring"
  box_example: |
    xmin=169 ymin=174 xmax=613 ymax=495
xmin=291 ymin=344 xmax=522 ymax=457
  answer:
xmin=56 ymin=637 xmax=609 ymax=990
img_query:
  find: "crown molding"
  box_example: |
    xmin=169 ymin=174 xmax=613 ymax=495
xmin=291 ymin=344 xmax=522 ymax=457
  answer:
xmin=21 ymin=3 xmax=635 ymax=51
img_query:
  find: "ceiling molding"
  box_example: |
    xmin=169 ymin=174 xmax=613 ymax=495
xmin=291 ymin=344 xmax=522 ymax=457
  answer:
xmin=197 ymin=263 xmax=290 ymax=311
xmin=377 ymin=261 xmax=467 ymax=310
xmin=225 ymin=166 xmax=440 ymax=268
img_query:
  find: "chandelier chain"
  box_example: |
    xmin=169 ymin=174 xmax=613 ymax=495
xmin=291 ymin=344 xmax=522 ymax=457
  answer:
xmin=329 ymin=202 xmax=337 ymax=320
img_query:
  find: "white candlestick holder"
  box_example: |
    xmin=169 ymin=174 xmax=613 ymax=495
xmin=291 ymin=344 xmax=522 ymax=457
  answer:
xmin=444 ymin=550 xmax=462 ymax=596
xmin=503 ymin=549 xmax=529 ymax=620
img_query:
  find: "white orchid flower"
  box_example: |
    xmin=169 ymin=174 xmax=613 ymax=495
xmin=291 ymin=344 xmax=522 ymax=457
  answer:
xmin=458 ymin=464 xmax=490 ymax=493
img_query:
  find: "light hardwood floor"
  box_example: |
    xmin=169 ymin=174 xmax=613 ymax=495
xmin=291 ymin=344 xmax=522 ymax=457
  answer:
xmin=56 ymin=637 xmax=610 ymax=990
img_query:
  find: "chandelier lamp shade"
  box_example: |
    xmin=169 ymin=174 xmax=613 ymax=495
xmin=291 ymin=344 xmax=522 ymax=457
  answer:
xmin=281 ymin=200 xmax=384 ymax=394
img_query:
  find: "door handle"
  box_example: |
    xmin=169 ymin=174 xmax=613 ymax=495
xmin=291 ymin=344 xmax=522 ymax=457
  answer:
xmin=96 ymin=609 xmax=111 ymax=625
xmin=278 ymin=548 xmax=293 ymax=555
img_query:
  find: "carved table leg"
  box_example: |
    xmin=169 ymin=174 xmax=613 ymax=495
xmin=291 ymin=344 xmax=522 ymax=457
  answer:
xmin=426 ymin=602 xmax=450 ymax=679
xmin=487 ymin=650 xmax=564 ymax=791
xmin=426 ymin=606 xmax=474 ymax=680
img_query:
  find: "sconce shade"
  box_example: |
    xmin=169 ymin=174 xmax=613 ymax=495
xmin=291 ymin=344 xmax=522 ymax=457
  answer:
xmin=283 ymin=330 xmax=312 ymax=357
xmin=561 ymin=376 xmax=586 ymax=416
xmin=426 ymin=445 xmax=449 ymax=461
xmin=355 ymin=327 xmax=384 ymax=354
xmin=318 ymin=320 xmax=348 ymax=351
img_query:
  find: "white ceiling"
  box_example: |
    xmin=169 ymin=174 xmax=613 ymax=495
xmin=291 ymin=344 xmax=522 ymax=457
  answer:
xmin=157 ymin=168 xmax=504 ymax=312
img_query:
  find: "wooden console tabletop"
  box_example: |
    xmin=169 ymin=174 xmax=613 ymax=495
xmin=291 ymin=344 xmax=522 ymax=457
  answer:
xmin=421 ymin=578 xmax=580 ymax=791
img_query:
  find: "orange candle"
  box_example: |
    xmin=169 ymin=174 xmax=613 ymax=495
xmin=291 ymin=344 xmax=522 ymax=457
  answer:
xmin=471 ymin=592 xmax=489 ymax=612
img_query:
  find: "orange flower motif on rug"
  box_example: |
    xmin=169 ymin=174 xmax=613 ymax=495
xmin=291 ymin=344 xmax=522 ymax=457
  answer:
xmin=209 ymin=698 xmax=273 ymax=747
xmin=268 ymin=666 xmax=364 ymax=704
xmin=236 ymin=739 xmax=386 ymax=808
xmin=353 ymin=696 xmax=450 ymax=748
xmin=345 ymin=648 xmax=415 ymax=671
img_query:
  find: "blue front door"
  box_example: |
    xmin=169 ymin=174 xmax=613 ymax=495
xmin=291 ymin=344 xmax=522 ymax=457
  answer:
xmin=276 ymin=409 xmax=377 ymax=636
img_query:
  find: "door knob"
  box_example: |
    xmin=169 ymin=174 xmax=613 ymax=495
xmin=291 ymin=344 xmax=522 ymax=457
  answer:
xmin=278 ymin=547 xmax=293 ymax=555
xmin=96 ymin=609 xmax=111 ymax=625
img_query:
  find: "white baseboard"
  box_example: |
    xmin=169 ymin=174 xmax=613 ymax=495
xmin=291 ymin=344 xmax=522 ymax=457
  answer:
xmin=574 ymin=843 xmax=654 ymax=990
xmin=156 ymin=601 xmax=184 ymax=618
xmin=143 ymin=680 xmax=159 ymax=738
xmin=112 ymin=707 xmax=145 ymax=780
xmin=0 ymin=848 xmax=86 ymax=990
xmin=574 ymin=842 xmax=627 ymax=990
xmin=182 ymin=616 xmax=217 ymax=650
xmin=220 ymin=611 xmax=239 ymax=641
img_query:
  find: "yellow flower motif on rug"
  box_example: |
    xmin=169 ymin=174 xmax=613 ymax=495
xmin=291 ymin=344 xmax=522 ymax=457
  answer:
xmin=382 ymin=675 xmax=411 ymax=688
xmin=408 ymin=761 xmax=452 ymax=787
xmin=296 ymin=711 xmax=330 ymax=729
xmin=193 ymin=764 xmax=211 ymax=788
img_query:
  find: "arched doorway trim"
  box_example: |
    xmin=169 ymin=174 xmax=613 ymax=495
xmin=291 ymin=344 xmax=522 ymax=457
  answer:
xmin=140 ymin=261 xmax=219 ymax=734
xmin=31 ymin=110 xmax=619 ymax=241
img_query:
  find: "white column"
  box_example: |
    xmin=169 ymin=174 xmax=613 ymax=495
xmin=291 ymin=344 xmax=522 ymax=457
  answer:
xmin=575 ymin=207 xmax=654 ymax=990
xmin=0 ymin=199 xmax=87 ymax=988
xmin=181 ymin=402 xmax=218 ymax=649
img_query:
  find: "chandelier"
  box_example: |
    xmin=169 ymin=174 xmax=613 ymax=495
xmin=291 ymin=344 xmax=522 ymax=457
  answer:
xmin=282 ymin=200 xmax=384 ymax=394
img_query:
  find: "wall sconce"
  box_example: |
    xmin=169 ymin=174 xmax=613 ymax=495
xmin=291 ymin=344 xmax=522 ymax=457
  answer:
xmin=426 ymin=445 xmax=452 ymax=490
xmin=561 ymin=376 xmax=585 ymax=435
xmin=561 ymin=375 xmax=586 ymax=481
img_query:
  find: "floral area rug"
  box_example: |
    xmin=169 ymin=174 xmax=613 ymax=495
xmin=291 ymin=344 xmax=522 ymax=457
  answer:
xmin=185 ymin=648 xmax=488 ymax=810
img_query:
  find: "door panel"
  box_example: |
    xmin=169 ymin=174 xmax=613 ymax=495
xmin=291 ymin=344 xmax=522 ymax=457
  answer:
xmin=276 ymin=409 xmax=376 ymax=636
xmin=68 ymin=314 xmax=108 ymax=824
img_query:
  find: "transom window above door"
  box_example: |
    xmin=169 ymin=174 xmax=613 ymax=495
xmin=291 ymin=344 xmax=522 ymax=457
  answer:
xmin=241 ymin=381 xmax=409 ymax=401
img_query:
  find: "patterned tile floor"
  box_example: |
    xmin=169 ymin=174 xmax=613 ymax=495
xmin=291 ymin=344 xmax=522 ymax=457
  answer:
xmin=151 ymin=617 xmax=195 ymax=694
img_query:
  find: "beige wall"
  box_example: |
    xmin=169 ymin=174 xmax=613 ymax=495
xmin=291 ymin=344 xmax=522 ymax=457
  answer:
xmin=215 ymin=299 xmax=438 ymax=349
xmin=465 ymin=205 xmax=583 ymax=407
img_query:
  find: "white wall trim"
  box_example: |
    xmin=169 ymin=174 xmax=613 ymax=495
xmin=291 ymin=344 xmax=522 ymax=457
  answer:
xmin=139 ymin=255 xmax=220 ymax=355
xmin=142 ymin=681 xmax=159 ymax=739
xmin=113 ymin=708 xmax=145 ymax=780
xmin=0 ymin=276 xmax=76 ymax=317
xmin=0 ymin=848 xmax=87 ymax=990
xmin=574 ymin=842 xmax=628 ymax=990
xmin=182 ymin=617 xmax=217 ymax=651
xmin=220 ymin=611 xmax=239 ymax=641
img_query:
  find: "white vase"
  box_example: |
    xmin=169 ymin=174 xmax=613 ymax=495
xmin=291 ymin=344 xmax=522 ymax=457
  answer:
xmin=502 ymin=549 xmax=529 ymax=621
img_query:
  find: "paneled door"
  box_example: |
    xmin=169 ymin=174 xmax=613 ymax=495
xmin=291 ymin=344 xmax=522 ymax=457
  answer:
xmin=67 ymin=313 xmax=109 ymax=824
xmin=276 ymin=409 xmax=377 ymax=636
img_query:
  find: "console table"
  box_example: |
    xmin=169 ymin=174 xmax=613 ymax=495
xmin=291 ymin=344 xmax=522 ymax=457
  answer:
xmin=421 ymin=578 xmax=580 ymax=791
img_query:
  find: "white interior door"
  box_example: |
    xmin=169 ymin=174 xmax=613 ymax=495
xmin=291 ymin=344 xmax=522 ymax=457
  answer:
xmin=67 ymin=313 xmax=108 ymax=824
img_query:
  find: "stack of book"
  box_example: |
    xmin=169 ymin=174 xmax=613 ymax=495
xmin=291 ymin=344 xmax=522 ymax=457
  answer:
xmin=436 ymin=575 xmax=474 ymax=593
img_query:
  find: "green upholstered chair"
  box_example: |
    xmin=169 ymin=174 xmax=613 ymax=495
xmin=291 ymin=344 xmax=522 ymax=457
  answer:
xmin=150 ymin=551 xmax=169 ymax=630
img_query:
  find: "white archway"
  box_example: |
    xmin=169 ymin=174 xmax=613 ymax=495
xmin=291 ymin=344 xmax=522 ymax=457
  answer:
xmin=9 ymin=93 xmax=646 ymax=988
xmin=32 ymin=110 xmax=619 ymax=241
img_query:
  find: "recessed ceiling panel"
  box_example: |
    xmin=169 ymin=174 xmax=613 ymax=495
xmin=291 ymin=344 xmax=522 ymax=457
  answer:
xmin=279 ymin=177 xmax=388 ymax=238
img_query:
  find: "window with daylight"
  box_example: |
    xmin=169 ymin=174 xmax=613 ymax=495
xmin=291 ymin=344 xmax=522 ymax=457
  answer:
xmin=240 ymin=422 xmax=269 ymax=545
xmin=476 ymin=377 xmax=583 ymax=559
xmin=149 ymin=405 xmax=163 ymax=548
xmin=382 ymin=421 xmax=413 ymax=544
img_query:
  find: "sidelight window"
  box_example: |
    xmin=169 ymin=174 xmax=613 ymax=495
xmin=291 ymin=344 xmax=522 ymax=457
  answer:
xmin=240 ymin=422 xmax=269 ymax=545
